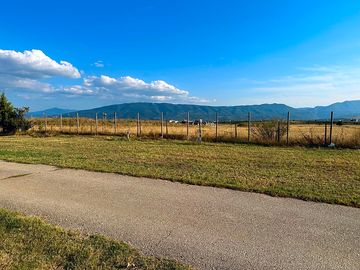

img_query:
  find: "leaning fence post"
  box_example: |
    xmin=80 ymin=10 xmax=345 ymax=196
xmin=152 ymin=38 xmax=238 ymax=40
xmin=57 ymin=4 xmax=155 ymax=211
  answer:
xmin=95 ymin=113 xmax=98 ymax=135
xmin=329 ymin=111 xmax=334 ymax=145
xmin=187 ymin=111 xmax=190 ymax=140
xmin=286 ymin=111 xmax=290 ymax=145
xmin=234 ymin=123 xmax=238 ymax=139
xmin=161 ymin=112 xmax=164 ymax=138
xmin=247 ymin=112 xmax=251 ymax=142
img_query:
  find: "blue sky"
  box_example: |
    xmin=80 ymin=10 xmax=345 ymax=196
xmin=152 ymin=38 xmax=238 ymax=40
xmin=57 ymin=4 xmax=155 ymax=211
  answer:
xmin=1 ymin=0 xmax=360 ymax=111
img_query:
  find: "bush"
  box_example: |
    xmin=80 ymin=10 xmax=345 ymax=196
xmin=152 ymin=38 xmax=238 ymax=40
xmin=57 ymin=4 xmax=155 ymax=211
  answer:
xmin=0 ymin=93 xmax=31 ymax=134
xmin=301 ymin=128 xmax=324 ymax=146
xmin=254 ymin=121 xmax=287 ymax=143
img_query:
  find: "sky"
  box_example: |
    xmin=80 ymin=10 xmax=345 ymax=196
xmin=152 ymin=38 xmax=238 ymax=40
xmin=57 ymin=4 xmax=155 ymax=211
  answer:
xmin=1 ymin=0 xmax=360 ymax=111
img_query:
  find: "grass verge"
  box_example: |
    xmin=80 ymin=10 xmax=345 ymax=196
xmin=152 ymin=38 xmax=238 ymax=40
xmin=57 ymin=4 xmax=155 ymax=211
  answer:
xmin=0 ymin=135 xmax=359 ymax=207
xmin=0 ymin=208 xmax=192 ymax=270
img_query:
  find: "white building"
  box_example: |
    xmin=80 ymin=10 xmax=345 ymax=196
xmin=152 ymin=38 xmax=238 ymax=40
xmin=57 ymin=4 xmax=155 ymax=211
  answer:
xmin=350 ymin=117 xmax=360 ymax=123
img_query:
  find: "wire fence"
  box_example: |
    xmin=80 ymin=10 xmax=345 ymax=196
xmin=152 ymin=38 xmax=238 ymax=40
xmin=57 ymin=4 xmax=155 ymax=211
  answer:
xmin=29 ymin=111 xmax=360 ymax=148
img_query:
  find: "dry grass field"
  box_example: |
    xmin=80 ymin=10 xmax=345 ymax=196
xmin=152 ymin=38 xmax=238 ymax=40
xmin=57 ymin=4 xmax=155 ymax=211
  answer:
xmin=29 ymin=118 xmax=360 ymax=147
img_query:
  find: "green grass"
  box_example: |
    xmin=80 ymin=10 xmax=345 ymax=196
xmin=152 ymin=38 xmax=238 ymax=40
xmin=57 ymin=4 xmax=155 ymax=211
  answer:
xmin=0 ymin=135 xmax=359 ymax=207
xmin=0 ymin=208 xmax=192 ymax=270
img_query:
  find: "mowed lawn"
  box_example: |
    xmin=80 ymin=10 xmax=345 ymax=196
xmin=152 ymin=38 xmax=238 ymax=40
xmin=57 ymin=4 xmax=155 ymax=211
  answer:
xmin=0 ymin=135 xmax=359 ymax=207
xmin=0 ymin=208 xmax=192 ymax=270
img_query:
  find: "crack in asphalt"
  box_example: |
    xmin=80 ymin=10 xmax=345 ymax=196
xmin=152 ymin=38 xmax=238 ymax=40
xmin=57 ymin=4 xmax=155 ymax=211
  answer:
xmin=0 ymin=173 xmax=33 ymax=180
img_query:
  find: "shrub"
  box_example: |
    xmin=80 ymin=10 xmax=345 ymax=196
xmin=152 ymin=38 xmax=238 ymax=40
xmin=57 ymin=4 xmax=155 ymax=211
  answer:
xmin=254 ymin=121 xmax=287 ymax=143
xmin=0 ymin=93 xmax=31 ymax=134
xmin=301 ymin=128 xmax=324 ymax=146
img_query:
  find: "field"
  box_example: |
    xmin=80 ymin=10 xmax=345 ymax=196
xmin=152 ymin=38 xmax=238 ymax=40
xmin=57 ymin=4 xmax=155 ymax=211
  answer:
xmin=0 ymin=208 xmax=191 ymax=270
xmin=29 ymin=118 xmax=360 ymax=147
xmin=0 ymin=135 xmax=359 ymax=207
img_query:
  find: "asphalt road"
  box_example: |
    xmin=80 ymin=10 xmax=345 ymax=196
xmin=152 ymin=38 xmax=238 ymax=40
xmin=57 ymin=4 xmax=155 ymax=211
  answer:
xmin=0 ymin=160 xmax=359 ymax=270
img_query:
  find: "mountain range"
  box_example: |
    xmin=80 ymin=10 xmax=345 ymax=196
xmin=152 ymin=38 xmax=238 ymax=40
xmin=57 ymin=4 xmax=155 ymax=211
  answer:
xmin=28 ymin=100 xmax=360 ymax=121
xmin=28 ymin=108 xmax=74 ymax=118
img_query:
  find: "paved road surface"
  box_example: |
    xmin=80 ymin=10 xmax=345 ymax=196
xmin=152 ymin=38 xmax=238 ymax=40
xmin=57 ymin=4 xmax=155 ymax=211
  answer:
xmin=0 ymin=160 xmax=359 ymax=270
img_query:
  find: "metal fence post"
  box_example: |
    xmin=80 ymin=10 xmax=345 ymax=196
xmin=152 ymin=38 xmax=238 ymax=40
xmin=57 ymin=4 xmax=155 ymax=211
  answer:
xmin=114 ymin=112 xmax=117 ymax=134
xmin=215 ymin=112 xmax=218 ymax=141
xmin=137 ymin=113 xmax=140 ymax=137
xmin=247 ymin=112 xmax=251 ymax=142
xmin=95 ymin=113 xmax=98 ymax=135
xmin=161 ymin=112 xmax=164 ymax=138
xmin=286 ymin=111 xmax=290 ymax=145
xmin=197 ymin=119 xmax=202 ymax=143
xmin=165 ymin=119 xmax=168 ymax=136
xmin=187 ymin=111 xmax=190 ymax=140
xmin=329 ymin=111 xmax=334 ymax=145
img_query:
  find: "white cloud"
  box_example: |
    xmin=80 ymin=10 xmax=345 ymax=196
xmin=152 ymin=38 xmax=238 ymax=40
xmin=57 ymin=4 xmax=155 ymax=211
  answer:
xmin=0 ymin=74 xmax=54 ymax=92
xmin=243 ymin=65 xmax=360 ymax=107
xmin=0 ymin=49 xmax=208 ymax=104
xmin=86 ymin=75 xmax=189 ymax=95
xmin=0 ymin=49 xmax=82 ymax=97
xmin=0 ymin=49 xmax=80 ymax=79
xmin=75 ymin=75 xmax=208 ymax=103
xmin=150 ymin=95 xmax=173 ymax=101
xmin=61 ymin=85 xmax=94 ymax=95
xmin=93 ymin=61 xmax=104 ymax=68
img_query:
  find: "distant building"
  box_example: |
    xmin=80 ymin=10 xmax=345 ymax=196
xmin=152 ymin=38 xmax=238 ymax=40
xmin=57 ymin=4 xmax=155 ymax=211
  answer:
xmin=350 ymin=117 xmax=360 ymax=123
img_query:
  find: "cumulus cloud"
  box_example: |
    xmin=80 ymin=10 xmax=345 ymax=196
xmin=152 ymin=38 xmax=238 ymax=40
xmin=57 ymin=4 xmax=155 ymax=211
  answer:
xmin=0 ymin=49 xmax=208 ymax=104
xmin=0 ymin=49 xmax=80 ymax=79
xmin=67 ymin=74 xmax=209 ymax=103
xmin=84 ymin=75 xmax=188 ymax=96
xmin=0 ymin=49 xmax=82 ymax=96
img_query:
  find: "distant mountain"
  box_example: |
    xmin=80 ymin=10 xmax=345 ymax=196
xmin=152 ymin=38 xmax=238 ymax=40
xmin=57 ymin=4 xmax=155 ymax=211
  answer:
xmin=27 ymin=108 xmax=74 ymax=118
xmin=59 ymin=100 xmax=360 ymax=121
xmin=312 ymin=100 xmax=360 ymax=119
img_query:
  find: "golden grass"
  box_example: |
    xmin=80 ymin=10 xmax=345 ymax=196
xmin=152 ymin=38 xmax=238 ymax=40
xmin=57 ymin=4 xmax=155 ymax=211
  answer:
xmin=29 ymin=118 xmax=360 ymax=147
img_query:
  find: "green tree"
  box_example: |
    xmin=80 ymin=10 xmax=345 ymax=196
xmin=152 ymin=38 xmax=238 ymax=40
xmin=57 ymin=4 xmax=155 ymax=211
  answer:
xmin=0 ymin=93 xmax=31 ymax=134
